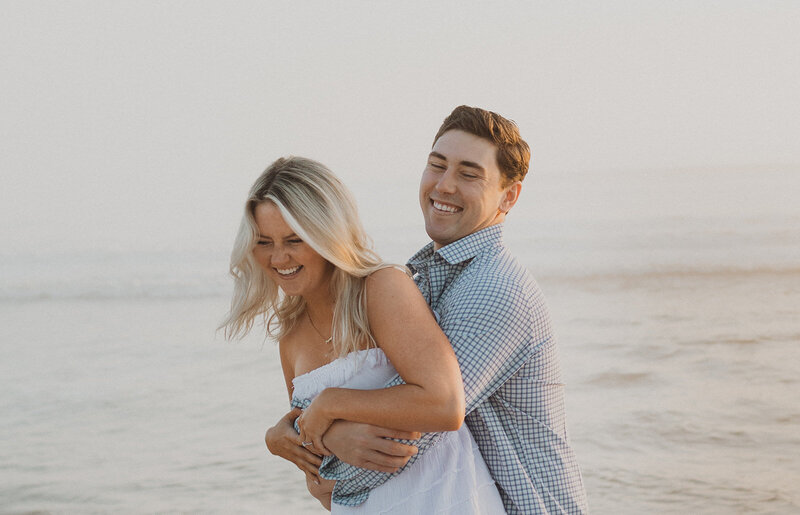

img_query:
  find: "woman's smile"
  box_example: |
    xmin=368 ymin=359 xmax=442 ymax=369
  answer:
xmin=275 ymin=265 xmax=303 ymax=277
xmin=252 ymin=202 xmax=334 ymax=298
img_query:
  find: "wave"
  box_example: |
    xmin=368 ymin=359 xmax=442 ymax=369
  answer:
xmin=0 ymin=254 xmax=233 ymax=302
xmin=539 ymin=264 xmax=800 ymax=284
xmin=3 ymin=253 xmax=800 ymax=301
xmin=584 ymin=371 xmax=653 ymax=387
xmin=0 ymin=280 xmax=232 ymax=302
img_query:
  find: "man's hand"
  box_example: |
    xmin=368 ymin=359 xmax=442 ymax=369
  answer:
xmin=322 ymin=420 xmax=420 ymax=473
xmin=265 ymin=407 xmax=323 ymax=479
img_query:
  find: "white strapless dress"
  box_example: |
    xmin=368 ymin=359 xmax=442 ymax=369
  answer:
xmin=292 ymin=348 xmax=505 ymax=514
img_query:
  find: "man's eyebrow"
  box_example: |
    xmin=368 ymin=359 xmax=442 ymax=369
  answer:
xmin=428 ymin=152 xmax=485 ymax=172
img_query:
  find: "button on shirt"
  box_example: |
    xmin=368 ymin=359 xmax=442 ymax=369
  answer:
xmin=317 ymin=224 xmax=588 ymax=514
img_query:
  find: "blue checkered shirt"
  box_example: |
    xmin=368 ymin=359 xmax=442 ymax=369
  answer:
xmin=311 ymin=224 xmax=588 ymax=513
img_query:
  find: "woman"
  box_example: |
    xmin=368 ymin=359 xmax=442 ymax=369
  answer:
xmin=222 ymin=157 xmax=504 ymax=513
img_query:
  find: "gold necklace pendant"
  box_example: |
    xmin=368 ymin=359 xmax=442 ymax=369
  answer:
xmin=306 ymin=310 xmax=332 ymax=344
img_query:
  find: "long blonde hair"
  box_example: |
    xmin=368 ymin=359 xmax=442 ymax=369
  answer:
xmin=221 ymin=156 xmax=394 ymax=357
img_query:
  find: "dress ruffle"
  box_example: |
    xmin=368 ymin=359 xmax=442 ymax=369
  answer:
xmin=337 ymin=429 xmax=502 ymax=514
xmin=292 ymin=348 xmax=389 ymax=400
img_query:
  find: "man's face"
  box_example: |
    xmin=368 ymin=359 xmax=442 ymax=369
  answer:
xmin=419 ymin=129 xmax=517 ymax=249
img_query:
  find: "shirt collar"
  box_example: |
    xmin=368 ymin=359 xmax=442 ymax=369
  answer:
xmin=407 ymin=224 xmax=505 ymax=271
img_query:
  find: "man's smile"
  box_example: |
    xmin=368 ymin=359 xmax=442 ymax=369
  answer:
xmin=431 ymin=199 xmax=462 ymax=214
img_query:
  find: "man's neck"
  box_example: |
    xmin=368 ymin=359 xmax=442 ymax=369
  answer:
xmin=432 ymin=216 xmax=506 ymax=251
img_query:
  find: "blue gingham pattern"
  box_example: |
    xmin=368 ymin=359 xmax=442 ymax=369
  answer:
xmin=313 ymin=224 xmax=588 ymax=513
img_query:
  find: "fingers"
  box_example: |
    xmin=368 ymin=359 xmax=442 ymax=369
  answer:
xmin=301 ymin=437 xmax=331 ymax=457
xmin=373 ymin=437 xmax=418 ymax=458
xmin=353 ymin=434 xmax=418 ymax=473
xmin=296 ymin=456 xmax=323 ymax=478
xmin=310 ymin=433 xmax=330 ymax=456
xmin=351 ymin=447 xmax=416 ymax=473
xmin=282 ymin=423 xmax=302 ymax=446
xmin=292 ymin=442 xmax=324 ymax=477
xmin=375 ymin=427 xmax=421 ymax=441
xmin=298 ymin=429 xmax=327 ymax=458
xmin=297 ymin=413 xmax=332 ymax=457
xmin=296 ymin=445 xmax=323 ymax=467
xmin=306 ymin=451 xmax=323 ymax=467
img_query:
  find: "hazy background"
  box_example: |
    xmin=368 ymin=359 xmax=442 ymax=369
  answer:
xmin=2 ymin=0 xmax=798 ymax=261
xmin=1 ymin=1 xmax=799 ymax=513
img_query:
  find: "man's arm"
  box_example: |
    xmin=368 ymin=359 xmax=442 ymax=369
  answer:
xmin=446 ymin=275 xmax=543 ymax=414
xmin=322 ymin=420 xmax=420 ymax=473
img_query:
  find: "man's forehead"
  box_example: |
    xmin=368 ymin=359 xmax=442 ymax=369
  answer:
xmin=431 ymin=130 xmax=499 ymax=166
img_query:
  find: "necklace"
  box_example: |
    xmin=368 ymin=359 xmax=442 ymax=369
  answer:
xmin=306 ymin=310 xmax=332 ymax=344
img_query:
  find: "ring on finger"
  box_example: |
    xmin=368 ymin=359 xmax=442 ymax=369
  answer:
xmin=301 ymin=441 xmax=312 ymax=448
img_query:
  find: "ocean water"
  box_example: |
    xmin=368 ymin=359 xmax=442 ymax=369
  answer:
xmin=1 ymin=167 xmax=799 ymax=513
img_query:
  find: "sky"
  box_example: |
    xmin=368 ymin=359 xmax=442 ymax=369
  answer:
xmin=1 ymin=1 xmax=798 ymax=258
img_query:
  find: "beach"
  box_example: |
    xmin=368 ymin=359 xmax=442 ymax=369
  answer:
xmin=3 ymin=1 xmax=800 ymax=511
xmin=2 ymin=164 xmax=799 ymax=513
xmin=2 ymin=270 xmax=798 ymax=513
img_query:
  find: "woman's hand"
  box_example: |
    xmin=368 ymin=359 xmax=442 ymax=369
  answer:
xmin=296 ymin=389 xmax=336 ymax=456
xmin=265 ymin=407 xmax=323 ymax=478
xmin=305 ymin=471 xmax=334 ymax=511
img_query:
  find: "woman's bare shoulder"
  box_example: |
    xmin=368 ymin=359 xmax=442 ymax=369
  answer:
xmin=365 ymin=265 xmax=413 ymax=291
xmin=365 ymin=265 xmax=426 ymax=316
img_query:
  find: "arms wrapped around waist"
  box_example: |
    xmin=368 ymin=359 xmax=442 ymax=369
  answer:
xmin=291 ymin=376 xmax=444 ymax=507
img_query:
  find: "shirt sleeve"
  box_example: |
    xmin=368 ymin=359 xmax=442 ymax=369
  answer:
xmin=443 ymin=273 xmax=546 ymax=414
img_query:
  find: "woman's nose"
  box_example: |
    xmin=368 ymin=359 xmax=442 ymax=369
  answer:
xmin=270 ymin=246 xmax=290 ymax=266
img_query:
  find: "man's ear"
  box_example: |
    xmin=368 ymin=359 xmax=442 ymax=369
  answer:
xmin=499 ymin=181 xmax=522 ymax=214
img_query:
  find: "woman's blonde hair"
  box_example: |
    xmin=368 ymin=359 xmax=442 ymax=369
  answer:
xmin=221 ymin=156 xmax=393 ymax=357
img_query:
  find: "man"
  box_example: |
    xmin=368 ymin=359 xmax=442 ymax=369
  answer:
xmin=268 ymin=106 xmax=588 ymax=513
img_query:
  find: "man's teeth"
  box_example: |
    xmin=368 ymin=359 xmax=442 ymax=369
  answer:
xmin=433 ymin=200 xmax=459 ymax=213
xmin=276 ymin=266 xmax=301 ymax=276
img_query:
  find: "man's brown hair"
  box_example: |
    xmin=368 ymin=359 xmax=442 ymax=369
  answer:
xmin=433 ymin=105 xmax=530 ymax=186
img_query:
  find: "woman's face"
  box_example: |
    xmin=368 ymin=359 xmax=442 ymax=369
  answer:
xmin=252 ymin=202 xmax=334 ymax=301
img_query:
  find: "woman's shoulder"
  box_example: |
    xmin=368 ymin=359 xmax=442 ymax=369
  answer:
xmin=365 ymin=264 xmax=413 ymax=290
xmin=364 ymin=265 xmax=426 ymax=317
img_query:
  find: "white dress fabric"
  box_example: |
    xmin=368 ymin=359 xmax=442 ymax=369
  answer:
xmin=292 ymin=348 xmax=506 ymax=514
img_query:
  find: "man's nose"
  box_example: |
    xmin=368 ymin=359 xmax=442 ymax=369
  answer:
xmin=434 ymin=168 xmax=457 ymax=194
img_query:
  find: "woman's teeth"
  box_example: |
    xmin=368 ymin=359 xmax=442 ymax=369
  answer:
xmin=276 ymin=266 xmax=302 ymax=276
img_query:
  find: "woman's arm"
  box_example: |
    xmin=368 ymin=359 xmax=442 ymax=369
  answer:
xmin=298 ymin=267 xmax=465 ymax=453
xmin=264 ymin=339 xmax=324 ymax=477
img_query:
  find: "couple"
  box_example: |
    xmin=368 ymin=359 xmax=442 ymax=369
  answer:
xmin=222 ymin=106 xmax=588 ymax=513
